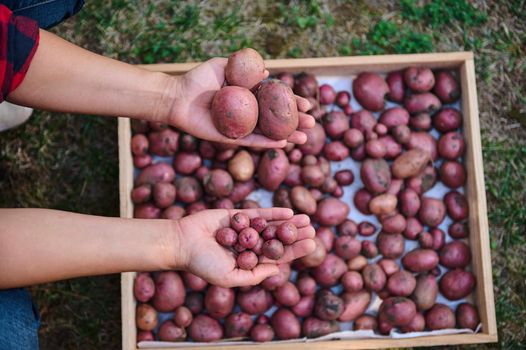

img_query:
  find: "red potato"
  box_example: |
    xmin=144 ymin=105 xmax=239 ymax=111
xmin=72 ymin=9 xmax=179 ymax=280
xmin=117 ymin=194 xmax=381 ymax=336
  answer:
xmin=404 ymin=67 xmax=435 ymax=92
xmin=297 ymin=275 xmax=317 ymax=296
xmin=338 ymin=220 xmax=358 ymax=236
xmin=198 ymin=140 xmax=216 ymax=159
xmin=379 ymin=297 xmax=417 ymax=326
xmin=404 ymin=92 xmax=442 ymax=115
xmin=350 ymin=144 xmax=366 ymax=161
xmin=224 ymin=312 xmax=254 ymax=339
xmin=402 ymin=249 xmax=439 ymax=272
xmin=430 ymin=228 xmax=446 ymax=250
xmin=324 ymin=141 xmax=349 ymax=161
xmin=158 ymin=320 xmax=186 ymax=341
xmin=250 ymin=217 xmax=268 ymax=233
xmin=348 ymin=255 xmax=368 ymax=271
xmin=203 ymin=169 xmax=234 ymax=197
xmin=354 ymin=314 xmax=378 ymax=331
xmin=409 ymin=112 xmax=432 ymax=131
xmin=211 ymin=86 xmax=258 ymax=139
xmin=257 ymin=79 xmax=299 ymax=140
xmin=131 ymin=134 xmax=149 ymax=156
xmin=380 ymin=107 xmax=410 ymax=130
xmin=418 ymin=231 xmax=434 ymax=249
xmin=362 ymin=264 xmax=387 ymax=292
xmin=133 ymin=154 xmax=152 ymax=169
xmin=322 ymin=111 xmax=349 ymax=139
xmin=439 ymin=269 xmax=476 ymax=300
xmin=440 ymin=241 xmax=471 ymax=269
xmin=302 ymin=317 xmax=340 ymax=338
xmin=407 ymin=131 xmax=438 ymax=160
xmin=277 ymin=72 xmax=294 ymax=88
xmin=262 ymin=239 xmax=285 ymax=260
xmin=258 ymin=148 xmax=290 ymax=191
xmin=449 ymin=222 xmax=469 ymax=239
xmin=386 ymin=70 xmax=406 ymax=102
xmin=354 ymin=188 xmax=373 ymax=215
xmin=261 ymin=225 xmax=277 ymax=240
xmin=315 ymin=198 xmax=350 ymax=226
xmin=290 ymin=186 xmax=317 ymax=215
xmin=350 ymin=110 xmax=377 ymax=133
xmin=375 ymin=123 xmax=388 ymax=136
xmin=365 ymin=139 xmax=387 ymax=158
xmin=353 ymin=72 xmax=389 ymax=111
xmin=334 ymin=236 xmax=361 ymax=260
xmin=134 ymin=273 xmax=155 ymax=303
xmin=237 ymin=251 xmax=258 ymax=270
xmin=136 ymin=162 xmax=175 ymax=186
xmin=379 ymin=135 xmax=402 ymax=159
xmin=343 ymin=128 xmax=365 ymax=149
xmin=360 ymin=158 xmax=391 ymax=194
xmin=186 ymin=201 xmax=209 ymax=214
xmin=131 ymin=185 xmax=151 ymax=204
xmin=299 ymin=122 xmax=326 ymax=156
xmin=136 ymin=304 xmax=158 ymax=331
xmin=229 ymin=212 xmax=249 ymax=232
xmin=179 ymin=133 xmax=198 ymax=152
xmin=276 ymin=222 xmax=298 ymax=245
xmin=173 ymin=152 xmax=202 ymax=175
xmin=314 ymin=290 xmax=344 ymax=321
xmin=252 ymin=237 xmax=264 ymax=255
xmin=316 ymin=227 xmax=335 ymax=251
xmin=237 ymin=287 xmax=272 ymax=314
xmin=369 ymin=193 xmax=397 ymax=217
xmin=294 ymin=73 xmax=318 ymax=98
xmin=433 ymin=108 xmax=463 ymax=132
xmin=425 ymin=304 xmax=456 ymax=330
xmin=341 ymin=271 xmax=364 ymax=292
xmin=292 ymin=295 xmax=315 ymax=318
xmin=381 ymin=214 xmax=407 ymax=234
xmin=273 ymin=282 xmax=300 ymax=307
xmin=399 ymin=188 xmax=421 ymax=217
xmin=358 ymin=221 xmax=376 ymax=237
xmin=148 ymin=128 xmax=179 ymax=156
xmin=440 ymin=161 xmax=466 ymax=188
xmin=271 ymin=308 xmax=301 ymax=340
xmin=392 ymin=125 xmax=411 ymax=146
xmin=228 ymin=150 xmax=255 ymax=182
xmin=312 ymin=254 xmax=347 ymax=287
xmin=456 ymin=303 xmax=480 ymax=330
xmin=189 ymin=314 xmax=224 ymax=342
xmin=181 ymin=272 xmax=207 ymax=292
xmin=405 ymin=165 xmax=437 ymax=194
xmin=319 ymin=84 xmax=336 ymax=105
xmin=250 ymin=324 xmax=274 ymax=342
xmin=137 ymin=331 xmax=154 ymax=342
xmin=386 ymin=271 xmax=416 ymax=297
xmin=225 ymin=48 xmax=266 ymax=89
xmin=412 ymin=274 xmax=438 ymax=311
xmin=339 ymin=290 xmax=371 ymax=322
xmin=444 ymin=190 xmax=469 ymax=221
xmin=152 ymin=272 xmax=185 ymax=312
xmin=438 ymin=132 xmax=466 ymax=160
xmin=262 ymin=263 xmax=291 ymax=290
xmin=273 ymin=188 xmax=292 ymax=209
xmin=288 ymin=148 xmax=303 ymax=164
xmin=205 ymin=286 xmax=235 ymax=319
xmin=334 ymin=170 xmax=354 ymax=186
xmin=185 ymin=292 xmax=204 ymax=315
xmin=361 ymin=241 xmax=378 ymax=259
xmin=403 ymin=217 xmax=423 ymax=240
xmin=175 ymin=177 xmax=203 ymax=203
xmin=152 ymin=182 xmax=176 ymax=208
xmin=238 ymin=227 xmax=259 ymax=249
xmin=194 ymin=166 xmax=209 ymax=182
xmin=321 ymin=177 xmax=337 ymax=194
xmin=284 ymin=164 xmax=302 ymax=187
xmin=378 ymin=258 xmax=400 ymax=276
xmin=400 ymin=312 xmax=426 ymax=333
xmin=299 ymin=237 xmax=327 ymax=268
xmin=433 ymin=70 xmax=460 ymax=103
xmin=392 ymin=149 xmax=430 ymax=179
xmin=335 ymin=91 xmax=351 ymax=107
xmin=377 ymin=233 xmax=405 ymax=259
xmin=215 ymin=148 xmax=236 ymax=163
xmin=419 ymin=197 xmax=446 ymax=227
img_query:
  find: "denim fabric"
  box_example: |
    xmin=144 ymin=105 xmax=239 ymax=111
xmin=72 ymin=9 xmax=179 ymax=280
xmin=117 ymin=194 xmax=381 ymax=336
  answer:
xmin=1 ymin=0 xmax=85 ymax=29
xmin=0 ymin=288 xmax=40 ymax=350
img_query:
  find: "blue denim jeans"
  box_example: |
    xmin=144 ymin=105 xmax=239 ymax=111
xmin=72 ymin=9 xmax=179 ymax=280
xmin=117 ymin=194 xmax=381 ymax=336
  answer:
xmin=0 ymin=289 xmax=40 ymax=350
xmin=2 ymin=0 xmax=85 ymax=29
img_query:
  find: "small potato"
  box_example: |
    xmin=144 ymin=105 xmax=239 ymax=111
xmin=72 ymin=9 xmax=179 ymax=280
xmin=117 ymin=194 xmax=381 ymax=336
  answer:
xmin=387 ymin=270 xmax=416 ymax=297
xmin=336 ymin=91 xmax=351 ymax=107
xmin=314 ymin=198 xmax=350 ymax=226
xmin=262 ymin=239 xmax=285 ymax=260
xmin=350 ymin=110 xmax=377 ymax=133
xmin=319 ymin=84 xmax=336 ymax=105
xmin=409 ymin=113 xmax=432 ymax=131
xmin=350 ymin=144 xmax=366 ymax=161
xmin=271 ymin=308 xmax=301 ymax=340
xmin=228 ymin=150 xmax=255 ymax=182
xmin=404 ymin=67 xmax=435 ymax=92
xmin=360 ymin=158 xmax=392 ymax=194
xmin=405 ymin=165 xmax=437 ymax=195
xmin=314 ymin=290 xmax=344 ymax=321
xmin=438 ymin=132 xmax=466 ymax=160
xmin=334 ymin=236 xmax=361 ymax=260
xmin=418 ymin=231 xmax=434 ymax=249
xmin=258 ymin=79 xmax=299 ymax=140
xmin=354 ymin=314 xmax=378 ymax=331
xmin=381 ymin=214 xmax=406 ymax=234
xmin=392 ymin=149 xmax=430 ymax=179
xmin=433 ymin=70 xmax=460 ymax=103
xmin=131 ymin=134 xmax=149 ymax=156
xmin=237 ymin=287 xmax=272 ymax=314
xmin=433 ymin=108 xmax=463 ymax=132
xmin=456 ymin=303 xmax=480 ymax=330
xmin=158 ymin=320 xmax=186 ymax=341
xmin=378 ymin=258 xmax=400 ymax=276
xmin=297 ymin=275 xmax=317 ymax=296
xmin=134 ymin=273 xmax=155 ymax=303
xmin=399 ymin=189 xmax=421 ymax=217
xmin=300 ymin=237 xmax=326 ymax=268
xmin=407 ymin=132 xmax=438 ymax=161
xmin=153 ymin=182 xmax=176 ymax=208
xmin=175 ymin=177 xmax=203 ymax=203
xmin=348 ymin=255 xmax=368 ymax=271
xmin=386 ymin=70 xmax=406 ymax=102
xmin=411 ymin=274 xmax=438 ymax=311
xmin=224 ymin=312 xmax=254 ymax=339
xmin=277 ymin=72 xmax=294 ymax=88
xmin=230 ymin=212 xmax=250 ymax=232
xmin=338 ymin=220 xmax=358 ymax=236
xmin=312 ymin=254 xmax=347 ymax=287
xmin=136 ymin=162 xmax=175 ymax=186
xmin=431 ymin=228 xmax=446 ymax=250
xmin=324 ymin=141 xmax=350 ymax=161
xmin=365 ymin=139 xmax=387 ymax=158
xmin=404 ymin=92 xmax=442 ymax=115
xmin=377 ymin=233 xmax=405 ymax=259
xmin=418 ymin=197 xmax=446 ymax=227
xmin=276 ymin=222 xmax=298 ymax=245
xmin=237 ymin=251 xmax=258 ymax=270
xmin=181 ymin=272 xmax=207 ymax=292
xmin=148 ymin=128 xmax=179 ymax=156
xmin=294 ymin=73 xmax=318 ymax=98
xmin=449 ymin=222 xmax=469 ymax=239
xmin=361 ymin=241 xmax=378 ymax=259
xmin=369 ymin=194 xmax=397 ymax=217
xmin=358 ymin=221 xmax=376 ymax=237
xmin=425 ymin=304 xmax=455 ymax=330
xmin=152 ymin=271 xmax=185 ymax=312
xmin=354 ymin=188 xmax=373 ymax=215
xmin=353 ymin=72 xmax=389 ymax=111
xmin=321 ymin=176 xmax=338 ymax=194
xmin=258 ymin=148 xmax=290 ymax=191
xmin=380 ymin=297 xmax=417 ymax=327
xmin=402 ymin=249 xmax=439 ymax=272
xmin=189 ymin=314 xmax=224 ymax=342
xmin=131 ymin=185 xmax=151 ymax=204
xmin=284 ymin=164 xmax=302 ymax=187
xmin=173 ymin=152 xmax=202 ymax=175
xmin=136 ymin=304 xmax=158 ymax=331
xmin=323 ymin=111 xmax=350 ymax=139
xmin=251 ymin=324 xmax=274 ymax=342
xmin=400 ymin=312 xmax=426 ymax=333
xmin=203 ymin=169 xmax=234 ymax=197
xmin=343 ymin=128 xmax=365 ymax=149
xmin=185 ymin=292 xmax=204 ymax=315
xmin=302 ymin=317 xmax=340 ymax=338
xmin=444 ymin=190 xmax=469 ymax=221
xmin=362 ymin=264 xmax=387 ymax=292
xmin=133 ymin=154 xmax=152 ymax=169
xmin=290 ymin=187 xmax=316 ymax=216
xmin=273 ymin=188 xmax=292 ymax=209
xmin=339 ymin=290 xmax=371 ymax=322
xmin=440 ymin=161 xmax=466 ymax=189
xmin=392 ymin=124 xmax=412 ymax=145
xmin=380 ymin=107 xmax=410 ymax=130
xmin=238 ymin=227 xmax=259 ymax=249
xmin=440 ymin=241 xmax=471 ymax=269
xmin=137 ymin=331 xmax=154 ymax=342
xmin=205 ymin=286 xmax=235 ymax=319
xmin=186 ymin=201 xmax=209 ymax=215
xmin=291 ymin=294 xmax=315 ymax=317
xmin=335 ymin=169 xmax=354 ymax=186
xmin=439 ymin=269 xmax=476 ymax=300
xmin=261 ymin=263 xmax=291 ymax=291
xmin=299 ymin=123 xmax=326 ymax=156
xmin=225 ymin=48 xmax=266 ymax=89
xmin=379 ymin=135 xmax=402 ymax=159
xmin=341 ymin=271 xmax=364 ymax=292
xmin=301 ymin=165 xmax=325 ymax=187
xmin=316 ymin=227 xmax=335 ymax=251
xmin=403 ymin=217 xmax=423 ymax=240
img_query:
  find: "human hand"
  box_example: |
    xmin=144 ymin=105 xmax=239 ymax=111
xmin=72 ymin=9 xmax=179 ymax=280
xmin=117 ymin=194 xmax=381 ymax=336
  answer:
xmin=167 ymin=58 xmax=315 ymax=148
xmin=172 ymin=208 xmax=315 ymax=288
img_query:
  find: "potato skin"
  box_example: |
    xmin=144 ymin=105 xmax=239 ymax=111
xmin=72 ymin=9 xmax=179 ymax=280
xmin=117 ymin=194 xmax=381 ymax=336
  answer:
xmin=271 ymin=308 xmax=301 ymax=340
xmin=290 ymin=186 xmax=317 ymax=215
xmin=360 ymin=158 xmax=392 ymax=194
xmin=224 ymin=312 xmax=254 ymax=339
xmin=315 ymin=198 xmax=350 ymax=226
xmin=386 ymin=270 xmax=416 ymax=297
xmin=392 ymin=149 xmax=430 ymax=179
xmin=261 ymin=263 xmax=291 ymax=290
xmin=439 ymin=241 xmax=471 ymax=268
xmin=334 ymin=236 xmax=361 ymax=260
xmin=433 ymin=70 xmax=460 ymax=103
xmin=211 ymin=86 xmax=258 ymax=139
xmin=369 ymin=193 xmax=398 ymax=217
xmin=175 ymin=176 xmax=203 ymax=203
xmin=438 ymin=132 xmax=465 ymax=160
xmin=404 ymin=92 xmax=442 ymax=115
xmin=439 ymin=269 xmax=476 ymax=300
xmin=152 ymin=272 xmax=186 ymax=312
xmin=250 ymin=324 xmax=274 ymax=342
xmin=425 ymin=304 xmax=455 ymax=330
xmin=381 ymin=214 xmax=407 ymax=234
xmin=228 ymin=150 xmax=255 ymax=182
xmin=257 ymin=79 xmax=299 ymax=140
xmin=402 ymin=249 xmax=439 ymax=272
xmin=258 ymin=148 xmax=290 ymax=190
xmin=312 ymin=254 xmax=347 ymax=287
xmin=314 ymin=290 xmax=344 ymax=321
xmin=380 ymin=297 xmax=417 ymax=326
xmin=362 ymin=263 xmax=387 ymax=292
xmin=134 ymin=273 xmax=155 ymax=303
xmin=205 ymin=286 xmax=235 ymax=319
xmin=152 ymin=182 xmax=176 ymax=208
xmin=399 ymin=189 xmax=421 ymax=217
xmin=407 ymin=131 xmax=438 ymax=161
xmin=440 ymin=161 xmax=466 ymax=188
xmin=294 ymin=73 xmax=318 ymax=98
xmin=273 ymin=281 xmax=301 ymax=307
xmin=302 ymin=317 xmax=340 ymax=338
xmin=292 ymin=295 xmax=315 ymax=318
xmin=353 ymin=314 xmax=378 ymax=331
xmin=351 ymin=109 xmax=377 ymax=133
xmin=148 ymin=128 xmax=179 ymax=156
xmin=385 ymin=71 xmax=405 ymax=102
xmin=400 ymin=312 xmax=425 ymax=333
xmin=136 ymin=303 xmax=158 ymax=331
xmin=456 ymin=303 xmax=480 ymax=330
xmin=377 ymin=233 xmax=405 ymax=259
xmin=444 ymin=190 xmax=469 ymax=221
xmin=353 ymin=72 xmax=389 ymax=111
xmin=136 ymin=162 xmax=175 ymax=186
xmin=189 ymin=314 xmax=224 ymax=342
xmin=433 ymin=108 xmax=463 ymax=132
xmin=404 ymin=67 xmax=435 ymax=92
xmin=158 ymin=320 xmax=186 ymax=341
xmin=418 ymin=197 xmax=446 ymax=227
xmin=225 ymin=48 xmax=266 ymax=89
xmin=237 ymin=287 xmax=272 ymax=314
xmin=323 ymin=111 xmax=349 ymax=139
xmin=173 ymin=152 xmax=202 ymax=175
xmin=339 ymin=290 xmax=371 ymax=322
xmin=380 ymin=107 xmax=410 ymax=129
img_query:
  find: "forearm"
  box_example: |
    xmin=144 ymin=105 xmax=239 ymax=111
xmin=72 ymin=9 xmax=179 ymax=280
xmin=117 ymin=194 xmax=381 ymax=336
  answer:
xmin=7 ymin=30 xmax=178 ymax=122
xmin=0 ymin=209 xmax=180 ymax=289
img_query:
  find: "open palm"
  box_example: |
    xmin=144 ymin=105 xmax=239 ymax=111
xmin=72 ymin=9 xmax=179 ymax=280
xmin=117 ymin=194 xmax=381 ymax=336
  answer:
xmin=175 ymin=208 xmax=315 ymax=288
xmin=169 ymin=58 xmax=315 ymax=148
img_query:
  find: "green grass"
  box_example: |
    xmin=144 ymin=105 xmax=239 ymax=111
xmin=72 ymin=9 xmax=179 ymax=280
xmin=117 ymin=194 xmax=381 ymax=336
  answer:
xmin=0 ymin=0 xmax=525 ymax=349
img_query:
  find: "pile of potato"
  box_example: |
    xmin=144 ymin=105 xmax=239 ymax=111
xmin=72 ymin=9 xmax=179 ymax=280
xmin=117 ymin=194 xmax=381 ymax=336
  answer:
xmin=130 ymin=58 xmax=479 ymax=343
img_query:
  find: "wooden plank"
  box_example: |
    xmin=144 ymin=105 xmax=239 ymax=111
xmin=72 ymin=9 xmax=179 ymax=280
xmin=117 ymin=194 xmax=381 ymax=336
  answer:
xmin=138 ymin=52 xmax=473 ymax=76
xmin=118 ymin=117 xmax=139 ymax=350
xmin=459 ymin=60 xmax=498 ymax=337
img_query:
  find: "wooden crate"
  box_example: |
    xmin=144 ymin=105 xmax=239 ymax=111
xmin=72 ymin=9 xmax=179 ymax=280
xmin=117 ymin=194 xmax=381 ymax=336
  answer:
xmin=119 ymin=52 xmax=497 ymax=349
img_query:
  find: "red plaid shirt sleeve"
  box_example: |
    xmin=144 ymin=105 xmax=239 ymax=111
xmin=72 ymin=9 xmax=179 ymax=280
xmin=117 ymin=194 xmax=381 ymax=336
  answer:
xmin=0 ymin=4 xmax=39 ymax=102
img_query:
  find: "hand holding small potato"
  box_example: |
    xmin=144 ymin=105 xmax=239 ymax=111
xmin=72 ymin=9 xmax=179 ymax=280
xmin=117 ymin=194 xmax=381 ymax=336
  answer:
xmin=168 ymin=55 xmax=315 ymax=148
xmin=173 ymin=208 xmax=315 ymax=288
